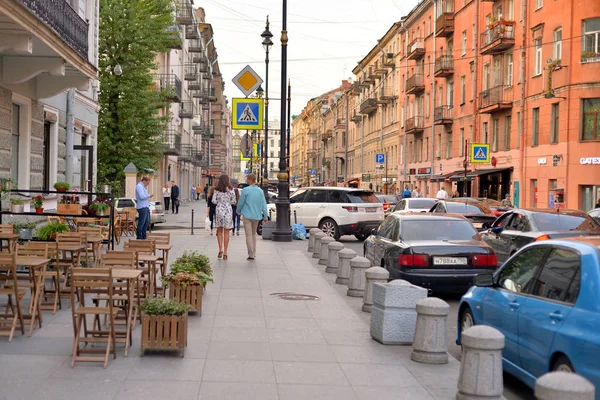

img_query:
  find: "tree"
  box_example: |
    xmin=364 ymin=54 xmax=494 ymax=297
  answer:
xmin=98 ymin=0 xmax=177 ymax=188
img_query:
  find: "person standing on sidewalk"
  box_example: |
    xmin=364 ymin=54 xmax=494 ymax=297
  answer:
xmin=207 ymin=186 xmax=216 ymax=235
xmin=231 ymin=186 xmax=241 ymax=236
xmin=203 ymin=184 xmax=209 ymax=202
xmin=236 ymin=174 xmax=268 ymax=260
xmin=135 ymin=177 xmax=152 ymax=240
xmin=212 ymin=175 xmax=236 ymax=260
xmin=162 ymin=183 xmax=171 ymax=213
xmin=170 ymin=180 xmax=180 ymax=214
xmin=196 ymin=184 xmax=202 ymax=201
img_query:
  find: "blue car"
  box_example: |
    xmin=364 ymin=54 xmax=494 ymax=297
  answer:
xmin=457 ymin=237 xmax=600 ymax=396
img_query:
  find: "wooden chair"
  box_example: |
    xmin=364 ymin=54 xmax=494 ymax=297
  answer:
xmin=70 ymin=268 xmax=117 ymax=368
xmin=124 ymin=240 xmax=156 ymax=297
xmin=41 ymin=243 xmax=61 ymax=314
xmin=56 ymin=233 xmax=87 ymax=306
xmin=47 ymin=216 xmax=64 ymax=224
xmin=119 ymin=208 xmax=137 ymax=237
xmin=146 ymin=233 xmax=171 ymax=276
xmin=78 ymin=227 xmax=104 ymax=266
xmin=0 ymin=224 xmax=14 ymax=252
xmin=0 ymin=253 xmax=26 ymax=341
xmin=15 ymin=243 xmax=48 ymax=335
xmin=100 ymin=251 xmax=136 ymax=270
xmin=112 ymin=215 xmax=122 ymax=245
xmin=75 ymin=217 xmax=96 ymax=229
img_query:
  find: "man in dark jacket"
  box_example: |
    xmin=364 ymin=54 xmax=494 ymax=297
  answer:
xmin=170 ymin=180 xmax=180 ymax=214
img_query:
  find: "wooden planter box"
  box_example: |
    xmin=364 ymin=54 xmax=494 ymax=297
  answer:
xmin=141 ymin=313 xmax=188 ymax=356
xmin=57 ymin=204 xmax=82 ymax=215
xmin=168 ymin=283 xmax=203 ymax=314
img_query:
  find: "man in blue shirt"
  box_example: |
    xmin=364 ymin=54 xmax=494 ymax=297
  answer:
xmin=135 ymin=176 xmax=153 ymax=240
xmin=236 ymin=173 xmax=268 ymax=260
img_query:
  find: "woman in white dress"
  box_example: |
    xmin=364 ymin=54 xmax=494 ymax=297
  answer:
xmin=212 ymin=174 xmax=236 ymax=260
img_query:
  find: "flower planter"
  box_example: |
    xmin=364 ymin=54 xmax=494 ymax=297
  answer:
xmin=10 ymin=204 xmax=24 ymax=213
xmin=56 ymin=187 xmax=67 ymax=193
xmin=141 ymin=313 xmax=188 ymax=356
xmin=168 ymin=283 xmax=203 ymax=314
xmin=57 ymin=204 xmax=82 ymax=215
xmin=18 ymin=229 xmax=33 ymax=240
xmin=35 ymin=208 xmax=44 ymax=215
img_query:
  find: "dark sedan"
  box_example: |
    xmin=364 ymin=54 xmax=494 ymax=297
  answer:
xmin=589 ymin=208 xmax=600 ymax=224
xmin=480 ymin=208 xmax=600 ymax=265
xmin=364 ymin=214 xmax=497 ymax=294
xmin=429 ymin=199 xmax=497 ymax=231
xmin=375 ymin=194 xmax=400 ymax=216
xmin=452 ymin=197 xmax=512 ymax=217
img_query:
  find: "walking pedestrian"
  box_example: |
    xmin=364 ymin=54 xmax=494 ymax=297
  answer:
xmin=236 ymin=174 xmax=268 ymax=260
xmin=162 ymin=183 xmax=171 ymax=213
xmin=196 ymin=184 xmax=202 ymax=201
xmin=204 ymin=184 xmax=209 ymax=202
xmin=212 ymin=175 xmax=236 ymax=260
xmin=207 ymin=186 xmax=216 ymax=235
xmin=436 ymin=186 xmax=449 ymax=200
xmin=170 ymin=180 xmax=180 ymax=214
xmin=190 ymin=184 xmax=196 ymax=202
xmin=502 ymin=194 xmax=513 ymax=207
xmin=231 ymin=186 xmax=241 ymax=236
xmin=402 ymin=185 xmax=412 ymax=199
xmin=135 ymin=176 xmax=153 ymax=240
xmin=411 ymin=186 xmax=422 ymax=198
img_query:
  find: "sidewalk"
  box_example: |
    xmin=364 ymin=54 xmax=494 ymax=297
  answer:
xmin=0 ymin=213 xmax=461 ymax=400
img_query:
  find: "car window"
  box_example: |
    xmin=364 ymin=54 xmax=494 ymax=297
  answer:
xmin=532 ymin=212 xmax=600 ymax=232
xmin=498 ymin=247 xmax=548 ymax=293
xmin=305 ymin=190 xmax=328 ymax=203
xmin=493 ymin=212 xmax=514 ymax=228
xmin=446 ymin=202 xmax=491 ymax=215
xmin=394 ymin=200 xmax=406 ymax=212
xmin=290 ymin=189 xmax=307 ymax=203
xmin=433 ymin=203 xmax=445 ymax=213
xmin=328 ymin=190 xmax=349 ymax=203
xmin=378 ymin=218 xmax=395 ymax=239
xmin=529 ymin=248 xmax=581 ymax=304
xmin=408 ymin=199 xmax=437 ymax=210
xmin=346 ymin=191 xmax=379 ymax=203
xmin=401 ymin=220 xmax=478 ymax=241
xmin=507 ymin=213 xmax=530 ymax=232
xmin=118 ymin=199 xmax=135 ymax=208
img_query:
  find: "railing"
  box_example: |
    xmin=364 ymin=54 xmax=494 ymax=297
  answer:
xmin=434 ymin=105 xmax=453 ymax=122
xmin=359 ymin=97 xmax=377 ymax=114
xmin=153 ymin=74 xmax=182 ymax=101
xmin=434 ymin=54 xmax=454 ymax=74
xmin=19 ymin=0 xmax=89 ymax=58
xmin=405 ymin=116 xmax=425 ymax=132
xmin=179 ymin=101 xmax=194 ymax=118
xmin=179 ymin=144 xmax=194 ymax=162
xmin=478 ymin=85 xmax=510 ymax=109
xmin=185 ymin=24 xmax=199 ymax=39
xmin=407 ymin=38 xmax=425 ymax=56
xmin=163 ymin=130 xmax=182 ymax=155
xmin=379 ymin=85 xmax=397 ymax=99
xmin=435 ymin=13 xmax=455 ymax=34
xmin=406 ymin=73 xmax=424 ymax=92
xmin=184 ymin=63 xmax=197 ymax=80
xmin=480 ymin=23 xmax=515 ymax=49
xmin=175 ymin=0 xmax=193 ymax=24
xmin=188 ymin=38 xmax=203 ymax=52
xmin=188 ymin=77 xmax=201 ymax=91
xmin=166 ymin=25 xmax=182 ymax=49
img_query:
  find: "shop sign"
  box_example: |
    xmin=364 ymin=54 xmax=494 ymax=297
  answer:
xmin=409 ymin=168 xmax=416 ymax=175
xmin=417 ymin=167 xmax=431 ymax=175
xmin=538 ymin=158 xmax=547 ymax=165
xmin=580 ymin=157 xmax=600 ymax=165
xmin=362 ymin=174 xmax=371 ymax=182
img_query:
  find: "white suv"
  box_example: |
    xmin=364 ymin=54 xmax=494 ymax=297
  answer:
xmin=269 ymin=187 xmax=384 ymax=240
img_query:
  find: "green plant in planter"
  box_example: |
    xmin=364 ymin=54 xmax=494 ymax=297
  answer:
xmin=53 ymin=181 xmax=70 ymax=191
xmin=172 ymin=251 xmax=212 ymax=276
xmin=13 ymin=220 xmax=37 ymax=231
xmin=140 ymin=296 xmax=189 ymax=316
xmin=10 ymin=198 xmax=24 ymax=205
xmin=37 ymin=221 xmax=70 ymax=240
xmin=163 ymin=263 xmax=214 ymax=288
xmin=89 ymin=202 xmax=110 ymax=213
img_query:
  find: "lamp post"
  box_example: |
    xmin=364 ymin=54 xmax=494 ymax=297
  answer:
xmin=272 ymin=0 xmax=292 ymax=242
xmin=261 ymin=17 xmax=273 ymax=201
xmin=255 ymin=85 xmax=264 ymax=184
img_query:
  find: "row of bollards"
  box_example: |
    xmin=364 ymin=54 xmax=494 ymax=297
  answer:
xmin=305 ymin=229 xmax=595 ymax=400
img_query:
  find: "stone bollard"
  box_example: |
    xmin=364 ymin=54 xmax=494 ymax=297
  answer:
xmin=336 ymin=249 xmax=356 ymax=285
xmin=326 ymin=242 xmax=345 ymax=273
xmin=370 ymin=280 xmax=428 ymax=345
xmin=362 ymin=267 xmax=389 ymax=312
xmin=456 ymin=325 xmax=505 ymax=400
xmin=535 ymin=372 xmax=595 ymax=400
xmin=307 ymin=228 xmax=322 ymax=253
xmin=347 ymin=256 xmax=371 ymax=297
xmin=312 ymin=231 xmax=326 ymax=259
xmin=411 ymin=298 xmax=450 ymax=364
xmin=318 ymin=237 xmax=335 ymax=265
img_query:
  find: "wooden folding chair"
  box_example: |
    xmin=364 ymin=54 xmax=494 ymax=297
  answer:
xmin=56 ymin=233 xmax=87 ymax=306
xmin=112 ymin=215 xmax=122 ymax=245
xmin=147 ymin=232 xmax=171 ymax=276
xmin=15 ymin=243 xmax=48 ymax=335
xmin=124 ymin=240 xmax=156 ymax=297
xmin=0 ymin=253 xmax=26 ymax=341
xmin=78 ymin=227 xmax=103 ymax=266
xmin=0 ymin=224 xmax=14 ymax=252
xmin=41 ymin=243 xmax=61 ymax=314
xmin=119 ymin=208 xmax=137 ymax=237
xmin=70 ymin=268 xmax=117 ymax=368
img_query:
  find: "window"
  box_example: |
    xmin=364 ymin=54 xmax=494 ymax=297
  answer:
xmin=459 ymin=128 xmax=465 ymax=156
xmin=531 ymin=179 xmax=538 ymax=207
xmin=516 ymin=111 xmax=521 ymax=149
xmin=535 ymin=0 xmax=542 ymax=9
xmin=583 ymin=18 xmax=600 ymax=56
xmin=534 ymin=38 xmax=542 ymax=76
xmin=530 ymin=248 xmax=580 ymax=304
xmin=498 ymin=247 xmax=547 ymax=294
xmin=290 ymin=189 xmax=308 ymax=203
xmin=483 ymin=63 xmax=490 ymax=90
xmin=482 ymin=122 xmax=488 ymax=143
xmin=461 ymin=31 xmax=467 ymax=56
xmin=492 ymin=118 xmax=499 ymax=152
xmin=469 ymin=125 xmax=473 ymax=142
xmin=270 ymin=139 xmax=274 ymax=147
xmin=327 ymin=190 xmax=349 ymax=203
xmin=425 ymin=137 xmax=429 ymax=161
xmin=550 ymin=103 xmax=559 ymax=144
xmin=553 ymin=28 xmax=562 ymax=60
xmin=446 ymin=132 xmax=452 ymax=159
xmin=507 ymin=0 xmax=514 ymax=20
xmin=532 ymin=107 xmax=540 ymax=146
xmin=460 ymin=76 xmax=466 ymax=104
xmin=425 ymin=93 xmax=430 ymax=118
xmin=504 ymin=115 xmax=512 ymax=150
xmin=447 ymin=80 xmax=454 ymax=107
xmin=428 ymin=17 xmax=431 ymax=35
xmin=11 ymin=104 xmax=19 ymax=184
xmin=506 ymin=53 xmax=514 ymax=86
xmin=427 ymin=56 xmax=430 ymax=76
xmin=43 ymin=122 xmax=51 ymax=191
xmin=507 ymin=212 xmax=530 ymax=232
xmin=582 ymin=98 xmax=600 ymax=140
xmin=305 ymin=189 xmax=327 ymax=203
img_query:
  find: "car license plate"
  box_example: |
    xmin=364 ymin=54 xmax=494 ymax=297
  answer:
xmin=472 ymin=222 xmax=483 ymax=229
xmin=434 ymin=257 xmax=468 ymax=265
xmin=365 ymin=208 xmax=376 ymax=212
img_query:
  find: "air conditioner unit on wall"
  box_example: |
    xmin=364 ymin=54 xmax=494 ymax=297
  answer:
xmin=435 ymin=151 xmax=441 ymax=159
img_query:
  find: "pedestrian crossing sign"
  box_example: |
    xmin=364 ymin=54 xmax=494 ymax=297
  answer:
xmin=232 ymin=98 xmax=263 ymax=130
xmin=470 ymin=143 xmax=490 ymax=163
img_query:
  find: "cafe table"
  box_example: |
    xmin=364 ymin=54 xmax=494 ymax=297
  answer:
xmin=0 ymin=233 xmax=21 ymax=253
xmin=16 ymin=256 xmax=50 ymax=336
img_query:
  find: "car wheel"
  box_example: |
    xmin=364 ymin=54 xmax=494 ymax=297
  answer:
xmin=355 ymin=233 xmax=369 ymax=241
xmin=552 ymin=356 xmax=575 ymax=373
xmin=319 ymin=218 xmax=340 ymax=240
xmin=460 ymin=307 xmax=475 ymax=334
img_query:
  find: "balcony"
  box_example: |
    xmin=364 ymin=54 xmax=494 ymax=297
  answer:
xmin=175 ymin=1 xmax=194 ymax=25
xmin=382 ymin=53 xmax=395 ymax=68
xmin=192 ymin=53 xmax=206 ymax=64
xmin=153 ymin=74 xmax=182 ymax=102
xmin=179 ymin=101 xmax=194 ymax=119
xmin=350 ymin=111 xmax=363 ymax=123
xmin=378 ymin=86 xmax=398 ymax=103
xmin=335 ymin=118 xmax=346 ymax=128
xmin=188 ymin=77 xmax=201 ymax=91
xmin=478 ymin=85 xmax=513 ymax=113
xmin=166 ymin=25 xmax=183 ymax=49
xmin=163 ymin=130 xmax=182 ymax=155
xmin=198 ymin=63 xmax=208 ymax=74
xmin=184 ymin=63 xmax=198 ymax=81
xmin=359 ymin=97 xmax=378 ymax=114
xmin=434 ymin=106 xmax=453 ymax=125
xmin=407 ymin=38 xmax=425 ymax=60
xmin=186 ymin=24 xmax=200 ymax=39
xmin=179 ymin=144 xmax=194 ymax=162
xmin=369 ymin=67 xmax=382 ymax=80
xmin=188 ymin=38 xmax=203 ymax=53
xmin=405 ymin=116 xmax=425 ymax=134
xmin=406 ymin=73 xmax=425 ymax=94
xmin=434 ymin=54 xmax=454 ymax=77
xmin=435 ymin=13 xmax=455 ymax=37
xmin=193 ymin=90 xmax=210 ymax=103
xmin=480 ymin=23 xmax=515 ymax=55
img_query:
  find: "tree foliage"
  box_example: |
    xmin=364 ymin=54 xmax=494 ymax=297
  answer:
xmin=98 ymin=0 xmax=176 ymax=186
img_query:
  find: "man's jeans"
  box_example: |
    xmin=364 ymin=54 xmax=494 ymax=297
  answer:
xmin=136 ymin=207 xmax=150 ymax=240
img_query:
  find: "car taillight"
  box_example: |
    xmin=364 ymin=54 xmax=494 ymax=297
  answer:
xmin=398 ymin=254 xmax=430 ymax=267
xmin=383 ymin=203 xmax=390 ymax=211
xmin=342 ymin=206 xmax=358 ymax=212
xmin=535 ymin=234 xmax=550 ymax=242
xmin=151 ymin=210 xmax=158 ymax=214
xmin=471 ymin=254 xmax=497 ymax=267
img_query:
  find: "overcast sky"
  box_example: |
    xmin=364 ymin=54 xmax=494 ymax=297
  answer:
xmin=200 ymin=0 xmax=419 ymax=119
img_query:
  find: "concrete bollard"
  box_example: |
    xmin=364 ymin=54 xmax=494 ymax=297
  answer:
xmin=347 ymin=256 xmax=371 ymax=297
xmin=535 ymin=372 xmax=595 ymax=400
xmin=318 ymin=237 xmax=335 ymax=265
xmin=326 ymin=242 xmax=345 ymax=273
xmin=336 ymin=249 xmax=356 ymax=285
xmin=307 ymin=228 xmax=322 ymax=253
xmin=456 ymin=325 xmax=505 ymax=400
xmin=370 ymin=280 xmax=428 ymax=345
xmin=312 ymin=231 xmax=326 ymax=259
xmin=362 ymin=267 xmax=389 ymax=312
xmin=411 ymin=297 xmax=450 ymax=364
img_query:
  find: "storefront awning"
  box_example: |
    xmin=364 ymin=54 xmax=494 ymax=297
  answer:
xmin=346 ymin=177 xmax=360 ymax=183
xmin=466 ymin=167 xmax=513 ymax=178
xmin=431 ymin=170 xmax=465 ymax=183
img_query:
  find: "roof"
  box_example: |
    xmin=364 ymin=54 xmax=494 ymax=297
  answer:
xmin=390 ymin=213 xmax=469 ymax=221
xmin=353 ymin=22 xmax=401 ymax=74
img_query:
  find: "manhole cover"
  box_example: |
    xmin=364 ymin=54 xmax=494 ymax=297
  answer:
xmin=270 ymin=292 xmax=320 ymax=301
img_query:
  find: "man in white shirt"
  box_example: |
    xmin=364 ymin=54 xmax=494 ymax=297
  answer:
xmin=436 ymin=187 xmax=449 ymax=200
xmin=412 ymin=187 xmax=422 ymax=198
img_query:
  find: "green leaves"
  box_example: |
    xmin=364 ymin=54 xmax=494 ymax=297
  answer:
xmin=140 ymin=297 xmax=190 ymax=316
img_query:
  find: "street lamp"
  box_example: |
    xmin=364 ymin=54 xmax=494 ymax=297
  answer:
xmin=272 ymin=0 xmax=292 ymax=242
xmin=261 ymin=16 xmax=273 ymax=201
xmin=255 ymin=85 xmax=264 ymax=183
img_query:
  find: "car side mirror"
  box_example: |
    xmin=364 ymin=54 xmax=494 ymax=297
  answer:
xmin=371 ymin=229 xmax=378 ymax=236
xmin=474 ymin=273 xmax=494 ymax=287
xmin=491 ymin=226 xmax=503 ymax=234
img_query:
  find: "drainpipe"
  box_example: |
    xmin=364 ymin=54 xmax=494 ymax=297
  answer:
xmin=402 ymin=20 xmax=409 ymax=187
xmin=430 ymin=0 xmax=437 ymax=188
xmin=65 ymin=88 xmax=75 ymax=186
xmin=345 ymin=91 xmax=349 ymax=181
xmin=472 ymin=0 xmax=480 ymax=197
xmin=380 ymin=105 xmax=384 ymax=190
xmin=519 ymin=0 xmax=527 ymax=206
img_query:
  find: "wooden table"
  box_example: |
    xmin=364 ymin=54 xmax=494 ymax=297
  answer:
xmin=136 ymin=254 xmax=160 ymax=297
xmin=0 ymin=233 xmax=21 ymax=253
xmin=86 ymin=237 xmax=104 ymax=266
xmin=112 ymin=269 xmax=142 ymax=357
xmin=16 ymin=256 xmax=50 ymax=336
xmin=155 ymin=244 xmax=173 ymax=276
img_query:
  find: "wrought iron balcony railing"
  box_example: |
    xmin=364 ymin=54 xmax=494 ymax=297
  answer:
xmin=434 ymin=54 xmax=454 ymax=77
xmin=434 ymin=105 xmax=453 ymax=124
xmin=405 ymin=116 xmax=425 ymax=132
xmin=163 ymin=130 xmax=181 ymax=155
xmin=406 ymin=73 xmax=425 ymax=94
xmin=153 ymin=74 xmax=182 ymax=102
xmin=179 ymin=101 xmax=194 ymax=119
xmin=478 ymin=85 xmax=512 ymax=111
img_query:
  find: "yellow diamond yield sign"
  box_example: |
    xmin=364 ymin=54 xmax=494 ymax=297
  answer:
xmin=232 ymin=65 xmax=263 ymax=97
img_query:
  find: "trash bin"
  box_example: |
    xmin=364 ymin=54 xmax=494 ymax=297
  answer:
xmin=261 ymin=221 xmax=276 ymax=240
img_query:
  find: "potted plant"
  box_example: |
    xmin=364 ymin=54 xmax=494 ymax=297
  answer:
xmin=37 ymin=221 xmax=69 ymax=241
xmin=53 ymin=181 xmax=70 ymax=192
xmin=140 ymin=297 xmax=189 ymax=356
xmin=13 ymin=220 xmax=37 ymax=240
xmin=31 ymin=195 xmax=44 ymax=214
xmin=172 ymin=251 xmax=212 ymax=278
xmin=89 ymin=201 xmax=110 ymax=216
xmin=163 ymin=263 xmax=213 ymax=314
xmin=10 ymin=198 xmax=25 ymax=213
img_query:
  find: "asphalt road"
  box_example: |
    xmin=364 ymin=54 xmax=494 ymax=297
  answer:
xmin=339 ymin=236 xmax=535 ymax=400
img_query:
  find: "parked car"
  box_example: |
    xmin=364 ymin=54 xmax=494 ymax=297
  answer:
xmin=392 ymin=198 xmax=438 ymax=214
xmin=429 ymin=199 xmax=497 ymax=231
xmin=114 ymin=198 xmax=166 ymax=228
xmin=452 ymin=197 xmax=512 ymax=217
xmin=480 ymin=208 xmax=600 ymax=266
xmin=268 ymin=187 xmax=384 ymax=240
xmin=457 ymin=238 xmax=600 ymax=394
xmin=375 ymin=194 xmax=400 ymax=216
xmin=364 ymin=213 xmax=497 ymax=293
xmin=589 ymin=208 xmax=600 ymax=224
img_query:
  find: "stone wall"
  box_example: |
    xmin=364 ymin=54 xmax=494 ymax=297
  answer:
xmin=0 ymin=86 xmax=12 ymax=181
xmin=57 ymin=110 xmax=67 ymax=182
xmin=29 ymin=100 xmax=45 ymax=189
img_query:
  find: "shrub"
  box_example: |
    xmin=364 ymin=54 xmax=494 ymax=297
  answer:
xmin=53 ymin=181 xmax=71 ymax=190
xmin=10 ymin=198 xmax=24 ymax=205
xmin=37 ymin=221 xmax=69 ymax=240
xmin=172 ymin=251 xmax=212 ymax=276
xmin=140 ymin=297 xmax=189 ymax=316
